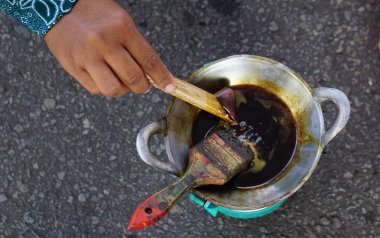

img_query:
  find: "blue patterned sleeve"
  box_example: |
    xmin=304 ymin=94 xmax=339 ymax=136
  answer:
xmin=0 ymin=0 xmax=78 ymax=36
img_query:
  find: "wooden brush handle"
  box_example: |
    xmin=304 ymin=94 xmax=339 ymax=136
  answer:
xmin=171 ymin=78 xmax=235 ymax=123
xmin=147 ymin=75 xmax=235 ymax=124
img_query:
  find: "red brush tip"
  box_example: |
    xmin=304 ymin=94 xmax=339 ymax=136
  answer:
xmin=127 ymin=196 xmax=169 ymax=231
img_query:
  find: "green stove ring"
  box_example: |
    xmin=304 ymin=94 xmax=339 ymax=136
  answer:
xmin=189 ymin=193 xmax=285 ymax=219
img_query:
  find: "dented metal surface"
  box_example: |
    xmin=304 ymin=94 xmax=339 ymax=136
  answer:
xmin=137 ymin=55 xmax=350 ymax=211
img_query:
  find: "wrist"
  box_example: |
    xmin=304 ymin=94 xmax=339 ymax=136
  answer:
xmin=0 ymin=0 xmax=79 ymax=36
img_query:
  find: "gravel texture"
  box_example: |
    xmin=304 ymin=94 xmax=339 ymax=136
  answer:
xmin=1 ymin=0 xmax=380 ymax=237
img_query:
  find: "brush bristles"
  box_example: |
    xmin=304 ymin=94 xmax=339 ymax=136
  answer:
xmin=195 ymin=129 xmax=254 ymax=180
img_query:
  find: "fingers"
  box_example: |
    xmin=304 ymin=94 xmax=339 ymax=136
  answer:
xmin=105 ymin=46 xmax=150 ymax=93
xmin=86 ymin=61 xmax=129 ymax=97
xmin=45 ymin=0 xmax=172 ymax=97
xmin=72 ymin=68 xmax=101 ymax=95
xmin=123 ymin=22 xmax=176 ymax=93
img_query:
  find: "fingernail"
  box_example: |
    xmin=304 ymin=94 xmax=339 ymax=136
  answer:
xmin=164 ymin=84 xmax=176 ymax=93
xmin=144 ymin=85 xmax=152 ymax=94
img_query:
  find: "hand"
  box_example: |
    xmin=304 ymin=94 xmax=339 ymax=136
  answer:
xmin=44 ymin=0 xmax=176 ymax=96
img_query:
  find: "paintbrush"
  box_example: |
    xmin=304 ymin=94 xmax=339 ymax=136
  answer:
xmin=148 ymin=76 xmax=237 ymax=124
xmin=127 ymin=128 xmax=254 ymax=230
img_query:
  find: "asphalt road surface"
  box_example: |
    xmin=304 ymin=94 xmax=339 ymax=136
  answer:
xmin=0 ymin=0 xmax=379 ymax=237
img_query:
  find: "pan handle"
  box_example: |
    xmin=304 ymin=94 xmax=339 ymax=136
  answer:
xmin=313 ymin=87 xmax=350 ymax=146
xmin=136 ymin=118 xmax=181 ymax=176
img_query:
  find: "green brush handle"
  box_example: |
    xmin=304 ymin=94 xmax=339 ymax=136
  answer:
xmin=127 ymin=173 xmax=191 ymax=230
xmin=127 ymin=147 xmax=228 ymax=230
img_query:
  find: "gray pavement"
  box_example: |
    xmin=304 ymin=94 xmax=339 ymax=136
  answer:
xmin=1 ymin=0 xmax=380 ymax=237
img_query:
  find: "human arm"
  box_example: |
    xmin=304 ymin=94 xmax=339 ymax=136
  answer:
xmin=1 ymin=0 xmax=176 ymax=96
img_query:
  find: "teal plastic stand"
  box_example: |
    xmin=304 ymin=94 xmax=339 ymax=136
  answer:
xmin=189 ymin=193 xmax=285 ymax=219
